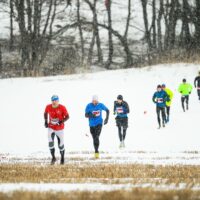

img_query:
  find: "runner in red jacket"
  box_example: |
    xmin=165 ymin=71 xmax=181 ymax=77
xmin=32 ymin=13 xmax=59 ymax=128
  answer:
xmin=44 ymin=95 xmax=69 ymax=165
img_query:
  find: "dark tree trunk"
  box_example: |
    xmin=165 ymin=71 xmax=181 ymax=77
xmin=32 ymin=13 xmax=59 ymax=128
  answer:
xmin=0 ymin=44 xmax=2 ymax=74
xmin=157 ymin=0 xmax=163 ymax=53
xmin=94 ymin=0 xmax=103 ymax=65
xmin=181 ymin=0 xmax=191 ymax=48
xmin=9 ymin=0 xmax=14 ymax=51
xmin=32 ymin=0 xmax=40 ymax=74
xmin=15 ymin=0 xmax=29 ymax=75
xmin=85 ymin=0 xmax=103 ymax=65
xmin=152 ymin=0 xmax=156 ymax=48
xmin=105 ymin=0 xmax=113 ymax=69
xmin=88 ymin=30 xmax=95 ymax=65
xmin=123 ymin=0 xmax=133 ymax=67
xmin=195 ymin=0 xmax=200 ymax=48
xmin=77 ymin=0 xmax=85 ymax=64
xmin=83 ymin=21 xmax=132 ymax=69
xmin=124 ymin=0 xmax=131 ymax=39
xmin=141 ymin=0 xmax=152 ymax=50
xmin=26 ymin=0 xmax=32 ymax=33
xmin=164 ymin=0 xmax=178 ymax=50
xmin=39 ymin=0 xmax=57 ymax=66
xmin=14 ymin=0 xmax=58 ymax=77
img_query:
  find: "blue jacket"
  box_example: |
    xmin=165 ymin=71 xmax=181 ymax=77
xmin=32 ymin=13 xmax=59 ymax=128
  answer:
xmin=114 ymin=101 xmax=129 ymax=118
xmin=152 ymin=90 xmax=169 ymax=108
xmin=85 ymin=103 xmax=109 ymax=127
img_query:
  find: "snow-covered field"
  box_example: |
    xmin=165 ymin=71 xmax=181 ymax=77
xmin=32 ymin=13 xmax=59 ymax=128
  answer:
xmin=1 ymin=63 xmax=200 ymax=157
xmin=1 ymin=63 xmax=200 ymax=195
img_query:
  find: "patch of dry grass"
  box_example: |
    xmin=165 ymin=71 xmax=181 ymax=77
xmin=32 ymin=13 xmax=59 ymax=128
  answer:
xmin=0 ymin=164 xmax=200 ymax=185
xmin=0 ymin=189 xmax=200 ymax=200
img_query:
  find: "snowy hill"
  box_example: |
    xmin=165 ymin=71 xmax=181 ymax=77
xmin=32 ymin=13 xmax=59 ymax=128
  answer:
xmin=1 ymin=63 xmax=200 ymax=162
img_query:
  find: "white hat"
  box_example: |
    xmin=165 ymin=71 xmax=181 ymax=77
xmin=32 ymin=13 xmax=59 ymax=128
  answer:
xmin=92 ymin=95 xmax=98 ymax=101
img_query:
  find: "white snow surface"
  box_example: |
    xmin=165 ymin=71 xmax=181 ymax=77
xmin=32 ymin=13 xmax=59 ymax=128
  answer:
xmin=1 ymin=63 xmax=200 ymax=165
xmin=0 ymin=182 xmax=200 ymax=193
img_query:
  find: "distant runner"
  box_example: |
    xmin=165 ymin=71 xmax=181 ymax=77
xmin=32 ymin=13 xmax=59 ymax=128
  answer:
xmin=152 ymin=85 xmax=169 ymax=129
xmin=178 ymin=79 xmax=193 ymax=112
xmin=161 ymin=84 xmax=173 ymax=123
xmin=194 ymin=71 xmax=200 ymax=101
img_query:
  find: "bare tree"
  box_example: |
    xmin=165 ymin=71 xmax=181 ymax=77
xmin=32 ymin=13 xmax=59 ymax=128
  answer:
xmin=9 ymin=0 xmax=14 ymax=51
xmin=151 ymin=0 xmax=156 ymax=48
xmin=124 ymin=0 xmax=131 ymax=39
xmin=14 ymin=0 xmax=58 ymax=76
xmin=180 ymin=0 xmax=192 ymax=48
xmin=123 ymin=0 xmax=133 ymax=67
xmin=141 ymin=0 xmax=152 ymax=50
xmin=194 ymin=0 xmax=200 ymax=48
xmin=0 ymin=44 xmax=2 ymax=74
xmin=85 ymin=0 xmax=103 ymax=65
xmin=77 ymin=0 xmax=85 ymax=64
xmin=105 ymin=0 xmax=113 ymax=69
xmin=163 ymin=0 xmax=179 ymax=50
xmin=157 ymin=0 xmax=164 ymax=53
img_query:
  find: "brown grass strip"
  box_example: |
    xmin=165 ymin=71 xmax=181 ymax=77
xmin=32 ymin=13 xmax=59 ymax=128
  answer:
xmin=0 ymin=164 xmax=200 ymax=184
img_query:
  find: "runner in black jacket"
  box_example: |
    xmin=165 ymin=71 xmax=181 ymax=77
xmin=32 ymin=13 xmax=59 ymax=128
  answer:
xmin=113 ymin=95 xmax=130 ymax=148
xmin=194 ymin=71 xmax=200 ymax=100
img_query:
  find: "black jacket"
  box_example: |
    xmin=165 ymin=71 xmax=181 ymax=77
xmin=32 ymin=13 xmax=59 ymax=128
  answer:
xmin=194 ymin=76 xmax=200 ymax=88
xmin=113 ymin=101 xmax=130 ymax=117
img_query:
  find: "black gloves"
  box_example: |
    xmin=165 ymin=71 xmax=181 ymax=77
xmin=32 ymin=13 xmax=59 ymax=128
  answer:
xmin=104 ymin=110 xmax=110 ymax=125
xmin=85 ymin=112 xmax=96 ymax=118
xmin=57 ymin=120 xmax=63 ymax=125
xmin=104 ymin=118 xmax=108 ymax=125
xmin=44 ymin=121 xmax=48 ymax=128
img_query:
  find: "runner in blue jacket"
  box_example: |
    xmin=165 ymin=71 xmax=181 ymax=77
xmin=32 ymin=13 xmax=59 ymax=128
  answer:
xmin=152 ymin=85 xmax=169 ymax=129
xmin=85 ymin=95 xmax=109 ymax=158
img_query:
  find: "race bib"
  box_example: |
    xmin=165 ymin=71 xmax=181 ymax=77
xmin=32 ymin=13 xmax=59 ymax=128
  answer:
xmin=116 ymin=107 xmax=124 ymax=114
xmin=92 ymin=110 xmax=100 ymax=117
xmin=157 ymin=98 xmax=163 ymax=103
xmin=50 ymin=118 xmax=59 ymax=125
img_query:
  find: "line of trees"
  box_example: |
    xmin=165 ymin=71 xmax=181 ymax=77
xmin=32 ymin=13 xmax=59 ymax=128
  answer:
xmin=0 ymin=0 xmax=200 ymax=77
xmin=141 ymin=0 xmax=200 ymax=53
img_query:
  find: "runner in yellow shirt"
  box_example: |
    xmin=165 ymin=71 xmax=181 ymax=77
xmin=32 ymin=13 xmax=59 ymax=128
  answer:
xmin=162 ymin=84 xmax=173 ymax=123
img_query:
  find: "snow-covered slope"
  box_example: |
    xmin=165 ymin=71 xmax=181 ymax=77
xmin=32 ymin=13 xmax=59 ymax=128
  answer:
xmin=0 ymin=63 xmax=200 ymax=158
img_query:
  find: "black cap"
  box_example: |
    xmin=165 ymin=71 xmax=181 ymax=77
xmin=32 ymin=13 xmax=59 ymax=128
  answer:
xmin=157 ymin=84 xmax=162 ymax=88
xmin=117 ymin=95 xmax=123 ymax=100
xmin=182 ymin=78 xmax=186 ymax=83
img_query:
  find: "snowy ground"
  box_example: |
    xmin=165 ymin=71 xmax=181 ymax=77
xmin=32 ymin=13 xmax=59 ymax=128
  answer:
xmin=1 ymin=63 xmax=200 ymax=194
xmin=1 ymin=63 xmax=200 ymax=157
xmin=1 ymin=182 xmax=200 ymax=193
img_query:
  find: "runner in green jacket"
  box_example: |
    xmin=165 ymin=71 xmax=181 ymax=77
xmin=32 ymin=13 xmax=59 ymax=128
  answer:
xmin=178 ymin=79 xmax=193 ymax=112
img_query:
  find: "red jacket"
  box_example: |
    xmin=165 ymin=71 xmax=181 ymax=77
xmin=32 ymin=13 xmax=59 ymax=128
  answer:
xmin=45 ymin=104 xmax=69 ymax=130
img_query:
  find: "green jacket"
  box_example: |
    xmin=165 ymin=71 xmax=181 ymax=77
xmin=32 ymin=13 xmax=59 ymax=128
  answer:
xmin=178 ymin=83 xmax=193 ymax=96
xmin=164 ymin=88 xmax=174 ymax=106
